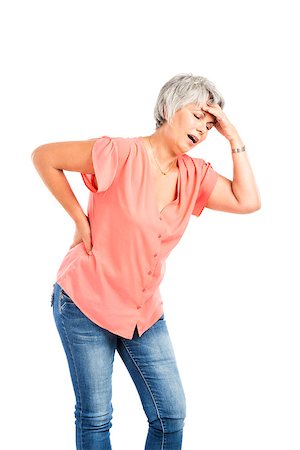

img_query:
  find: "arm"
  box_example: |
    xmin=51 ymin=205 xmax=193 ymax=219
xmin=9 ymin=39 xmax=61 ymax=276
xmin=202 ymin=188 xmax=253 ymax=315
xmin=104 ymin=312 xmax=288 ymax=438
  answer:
xmin=206 ymin=136 xmax=261 ymax=214
xmin=31 ymin=139 xmax=98 ymax=223
xmin=201 ymin=103 xmax=261 ymax=214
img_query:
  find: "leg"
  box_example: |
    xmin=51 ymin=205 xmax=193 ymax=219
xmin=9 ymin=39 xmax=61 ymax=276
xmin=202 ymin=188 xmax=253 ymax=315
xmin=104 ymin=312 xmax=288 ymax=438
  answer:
xmin=116 ymin=317 xmax=186 ymax=450
xmin=51 ymin=282 xmax=117 ymax=450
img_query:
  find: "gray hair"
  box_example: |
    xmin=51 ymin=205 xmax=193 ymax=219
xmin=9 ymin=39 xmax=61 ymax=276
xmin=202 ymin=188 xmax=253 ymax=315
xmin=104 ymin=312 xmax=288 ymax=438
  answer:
xmin=153 ymin=73 xmax=225 ymax=129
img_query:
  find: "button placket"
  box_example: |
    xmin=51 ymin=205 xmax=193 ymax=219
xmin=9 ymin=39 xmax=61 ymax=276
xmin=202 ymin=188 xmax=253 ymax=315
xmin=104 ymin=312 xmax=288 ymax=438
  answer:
xmin=151 ymin=231 xmax=163 ymax=274
xmin=142 ymin=224 xmax=164 ymax=293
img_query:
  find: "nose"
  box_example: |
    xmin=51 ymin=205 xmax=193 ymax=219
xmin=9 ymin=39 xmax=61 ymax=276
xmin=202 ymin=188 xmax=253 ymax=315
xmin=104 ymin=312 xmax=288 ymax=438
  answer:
xmin=197 ymin=127 xmax=205 ymax=135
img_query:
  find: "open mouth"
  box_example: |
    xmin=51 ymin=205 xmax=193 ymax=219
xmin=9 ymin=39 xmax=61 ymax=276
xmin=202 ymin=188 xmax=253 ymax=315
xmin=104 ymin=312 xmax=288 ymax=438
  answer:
xmin=187 ymin=134 xmax=199 ymax=144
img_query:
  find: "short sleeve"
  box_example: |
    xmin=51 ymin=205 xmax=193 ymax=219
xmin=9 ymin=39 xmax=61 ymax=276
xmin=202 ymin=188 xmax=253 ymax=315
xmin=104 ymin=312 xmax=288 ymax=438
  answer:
xmin=81 ymin=136 xmax=118 ymax=193
xmin=192 ymin=160 xmax=219 ymax=217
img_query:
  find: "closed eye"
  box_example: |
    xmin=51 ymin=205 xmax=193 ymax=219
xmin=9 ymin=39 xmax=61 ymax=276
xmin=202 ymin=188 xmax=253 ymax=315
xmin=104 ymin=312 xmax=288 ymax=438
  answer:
xmin=194 ymin=113 xmax=214 ymax=130
xmin=194 ymin=114 xmax=203 ymax=120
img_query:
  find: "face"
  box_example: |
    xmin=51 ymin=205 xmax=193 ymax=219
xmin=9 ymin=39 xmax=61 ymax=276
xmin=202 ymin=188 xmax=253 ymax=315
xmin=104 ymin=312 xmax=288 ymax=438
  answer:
xmin=167 ymin=102 xmax=217 ymax=154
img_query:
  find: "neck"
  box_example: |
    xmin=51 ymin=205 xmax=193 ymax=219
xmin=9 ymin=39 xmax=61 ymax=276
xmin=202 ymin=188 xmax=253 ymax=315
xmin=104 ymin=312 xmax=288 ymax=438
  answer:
xmin=145 ymin=127 xmax=180 ymax=168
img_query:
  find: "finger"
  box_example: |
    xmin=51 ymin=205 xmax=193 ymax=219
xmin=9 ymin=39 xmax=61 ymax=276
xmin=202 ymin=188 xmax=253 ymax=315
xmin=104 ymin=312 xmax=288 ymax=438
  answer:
xmin=204 ymin=101 xmax=221 ymax=108
xmin=202 ymin=105 xmax=223 ymax=122
xmin=202 ymin=104 xmax=221 ymax=114
xmin=84 ymin=239 xmax=93 ymax=255
xmin=202 ymin=104 xmax=218 ymax=112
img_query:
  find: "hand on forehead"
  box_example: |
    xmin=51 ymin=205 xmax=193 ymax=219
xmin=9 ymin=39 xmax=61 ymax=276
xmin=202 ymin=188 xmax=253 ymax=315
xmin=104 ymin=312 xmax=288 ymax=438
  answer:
xmin=198 ymin=103 xmax=217 ymax=122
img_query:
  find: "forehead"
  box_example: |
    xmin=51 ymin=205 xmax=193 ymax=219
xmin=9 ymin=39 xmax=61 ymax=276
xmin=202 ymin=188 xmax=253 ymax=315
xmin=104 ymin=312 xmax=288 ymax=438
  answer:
xmin=185 ymin=103 xmax=215 ymax=121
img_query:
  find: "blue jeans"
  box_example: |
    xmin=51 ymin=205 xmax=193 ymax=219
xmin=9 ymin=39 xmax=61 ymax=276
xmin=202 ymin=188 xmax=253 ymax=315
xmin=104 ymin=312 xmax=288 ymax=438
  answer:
xmin=51 ymin=282 xmax=186 ymax=449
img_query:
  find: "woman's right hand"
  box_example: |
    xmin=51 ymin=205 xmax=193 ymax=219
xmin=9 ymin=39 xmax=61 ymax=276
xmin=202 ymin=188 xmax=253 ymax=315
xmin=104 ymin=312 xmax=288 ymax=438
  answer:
xmin=69 ymin=215 xmax=93 ymax=255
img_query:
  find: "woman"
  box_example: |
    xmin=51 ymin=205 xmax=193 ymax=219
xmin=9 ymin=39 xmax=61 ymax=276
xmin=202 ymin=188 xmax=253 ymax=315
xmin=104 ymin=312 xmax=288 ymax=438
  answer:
xmin=31 ymin=73 xmax=261 ymax=450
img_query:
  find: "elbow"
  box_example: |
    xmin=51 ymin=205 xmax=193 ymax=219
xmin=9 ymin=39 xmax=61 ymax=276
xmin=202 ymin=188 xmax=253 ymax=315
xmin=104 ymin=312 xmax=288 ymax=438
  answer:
xmin=31 ymin=149 xmax=39 ymax=166
xmin=239 ymin=201 xmax=261 ymax=214
xmin=248 ymin=193 xmax=262 ymax=213
xmin=31 ymin=150 xmax=37 ymax=163
xmin=236 ymin=191 xmax=262 ymax=214
xmin=31 ymin=146 xmax=40 ymax=160
xmin=31 ymin=145 xmax=46 ymax=165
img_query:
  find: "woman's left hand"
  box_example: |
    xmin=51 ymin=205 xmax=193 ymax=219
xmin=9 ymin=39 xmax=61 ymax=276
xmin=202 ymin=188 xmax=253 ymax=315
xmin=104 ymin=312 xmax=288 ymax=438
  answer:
xmin=202 ymin=102 xmax=240 ymax=143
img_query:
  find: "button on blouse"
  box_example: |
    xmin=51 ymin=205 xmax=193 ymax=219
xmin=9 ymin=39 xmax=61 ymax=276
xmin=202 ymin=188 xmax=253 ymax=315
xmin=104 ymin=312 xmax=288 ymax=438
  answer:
xmin=54 ymin=135 xmax=219 ymax=339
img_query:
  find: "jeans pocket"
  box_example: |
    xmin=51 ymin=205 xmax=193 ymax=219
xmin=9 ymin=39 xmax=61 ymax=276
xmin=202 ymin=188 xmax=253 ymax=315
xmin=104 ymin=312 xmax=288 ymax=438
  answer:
xmin=59 ymin=286 xmax=75 ymax=310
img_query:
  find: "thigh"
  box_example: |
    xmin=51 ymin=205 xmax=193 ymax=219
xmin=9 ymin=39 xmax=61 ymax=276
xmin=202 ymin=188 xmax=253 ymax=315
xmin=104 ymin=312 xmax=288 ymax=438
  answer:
xmin=51 ymin=282 xmax=117 ymax=412
xmin=116 ymin=316 xmax=186 ymax=422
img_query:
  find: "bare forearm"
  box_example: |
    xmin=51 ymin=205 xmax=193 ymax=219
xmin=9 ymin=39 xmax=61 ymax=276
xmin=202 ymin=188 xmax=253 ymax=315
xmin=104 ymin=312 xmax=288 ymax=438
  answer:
xmin=229 ymin=136 xmax=261 ymax=209
xmin=31 ymin=150 xmax=86 ymax=223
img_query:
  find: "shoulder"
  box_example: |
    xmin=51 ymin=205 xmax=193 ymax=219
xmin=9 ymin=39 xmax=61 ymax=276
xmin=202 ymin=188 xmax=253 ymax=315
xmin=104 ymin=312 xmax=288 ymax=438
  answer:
xmin=186 ymin=154 xmax=207 ymax=166
xmin=181 ymin=153 xmax=207 ymax=173
xmin=90 ymin=135 xmax=137 ymax=166
xmin=186 ymin=154 xmax=216 ymax=171
xmin=106 ymin=136 xmax=140 ymax=158
xmin=110 ymin=135 xmax=138 ymax=148
xmin=181 ymin=154 xmax=218 ymax=187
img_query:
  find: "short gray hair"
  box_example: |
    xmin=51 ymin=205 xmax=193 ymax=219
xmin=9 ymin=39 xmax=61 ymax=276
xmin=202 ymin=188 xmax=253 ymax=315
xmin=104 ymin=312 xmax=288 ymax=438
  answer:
xmin=154 ymin=73 xmax=225 ymax=129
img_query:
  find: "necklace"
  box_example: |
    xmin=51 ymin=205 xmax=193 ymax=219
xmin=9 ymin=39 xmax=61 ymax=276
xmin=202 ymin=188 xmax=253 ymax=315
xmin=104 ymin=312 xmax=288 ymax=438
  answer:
xmin=148 ymin=136 xmax=178 ymax=176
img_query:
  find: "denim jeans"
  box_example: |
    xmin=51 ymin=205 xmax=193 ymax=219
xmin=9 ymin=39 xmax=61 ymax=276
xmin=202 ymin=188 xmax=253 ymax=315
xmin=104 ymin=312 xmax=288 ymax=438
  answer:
xmin=51 ymin=282 xmax=186 ymax=449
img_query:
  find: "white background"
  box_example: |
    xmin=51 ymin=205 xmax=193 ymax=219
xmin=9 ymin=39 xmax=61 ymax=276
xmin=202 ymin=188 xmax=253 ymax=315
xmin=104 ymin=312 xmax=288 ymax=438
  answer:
xmin=1 ymin=1 xmax=299 ymax=449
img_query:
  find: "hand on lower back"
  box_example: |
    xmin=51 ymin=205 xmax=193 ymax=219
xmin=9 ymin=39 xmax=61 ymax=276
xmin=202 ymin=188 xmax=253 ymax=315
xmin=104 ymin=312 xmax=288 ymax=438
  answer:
xmin=69 ymin=215 xmax=93 ymax=255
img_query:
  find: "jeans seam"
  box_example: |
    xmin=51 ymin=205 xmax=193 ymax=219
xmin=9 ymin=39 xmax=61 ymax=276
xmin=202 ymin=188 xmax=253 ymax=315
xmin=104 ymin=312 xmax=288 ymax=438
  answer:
xmin=51 ymin=283 xmax=55 ymax=307
xmin=119 ymin=338 xmax=165 ymax=449
xmin=59 ymin=302 xmax=83 ymax=450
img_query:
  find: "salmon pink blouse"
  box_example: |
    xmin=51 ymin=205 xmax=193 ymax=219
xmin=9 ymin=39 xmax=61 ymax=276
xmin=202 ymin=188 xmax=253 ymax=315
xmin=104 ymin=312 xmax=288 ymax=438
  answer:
xmin=54 ymin=136 xmax=219 ymax=339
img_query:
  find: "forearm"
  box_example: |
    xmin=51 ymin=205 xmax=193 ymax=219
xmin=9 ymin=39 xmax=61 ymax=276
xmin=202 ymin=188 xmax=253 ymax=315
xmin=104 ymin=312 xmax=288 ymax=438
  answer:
xmin=229 ymin=135 xmax=261 ymax=209
xmin=31 ymin=150 xmax=86 ymax=223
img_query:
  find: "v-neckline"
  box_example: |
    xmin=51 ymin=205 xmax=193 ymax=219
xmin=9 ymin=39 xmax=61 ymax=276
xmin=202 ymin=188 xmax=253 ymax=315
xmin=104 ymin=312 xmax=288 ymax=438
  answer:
xmin=137 ymin=136 xmax=181 ymax=216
